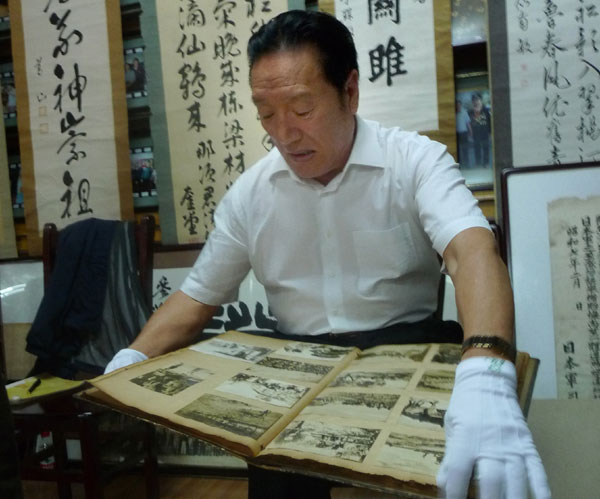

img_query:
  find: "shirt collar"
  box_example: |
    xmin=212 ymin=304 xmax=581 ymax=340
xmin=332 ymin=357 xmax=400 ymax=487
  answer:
xmin=268 ymin=115 xmax=386 ymax=185
xmin=346 ymin=115 xmax=385 ymax=169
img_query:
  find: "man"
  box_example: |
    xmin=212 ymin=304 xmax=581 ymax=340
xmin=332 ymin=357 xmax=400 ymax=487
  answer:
xmin=455 ymin=99 xmax=472 ymax=168
xmin=469 ymin=92 xmax=492 ymax=168
xmin=106 ymin=10 xmax=550 ymax=499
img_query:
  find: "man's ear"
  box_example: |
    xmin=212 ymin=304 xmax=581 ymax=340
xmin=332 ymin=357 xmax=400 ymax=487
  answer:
xmin=345 ymin=69 xmax=359 ymax=113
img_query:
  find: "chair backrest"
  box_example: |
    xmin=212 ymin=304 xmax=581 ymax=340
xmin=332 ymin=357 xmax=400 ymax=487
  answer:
xmin=42 ymin=215 xmax=155 ymax=308
xmin=26 ymin=215 xmax=156 ymax=376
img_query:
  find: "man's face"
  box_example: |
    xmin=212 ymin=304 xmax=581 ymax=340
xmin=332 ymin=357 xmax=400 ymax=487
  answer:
xmin=250 ymin=47 xmax=359 ymax=185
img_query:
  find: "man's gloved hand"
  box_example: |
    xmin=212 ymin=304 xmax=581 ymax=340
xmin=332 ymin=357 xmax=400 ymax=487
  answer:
xmin=436 ymin=356 xmax=551 ymax=499
xmin=104 ymin=348 xmax=148 ymax=374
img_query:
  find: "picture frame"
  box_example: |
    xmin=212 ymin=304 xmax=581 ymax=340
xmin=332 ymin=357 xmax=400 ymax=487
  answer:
xmin=501 ymin=162 xmax=600 ymax=399
xmin=1 ymin=71 xmax=16 ymax=118
xmin=455 ymin=84 xmax=494 ymax=189
xmin=130 ymin=146 xmax=157 ymax=199
xmin=124 ymin=46 xmax=148 ymax=99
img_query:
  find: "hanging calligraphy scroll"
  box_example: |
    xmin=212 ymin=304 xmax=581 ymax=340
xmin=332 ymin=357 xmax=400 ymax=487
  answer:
xmin=0 ymin=96 xmax=17 ymax=259
xmin=489 ymin=1 xmax=600 ymax=174
xmin=501 ymin=163 xmax=600 ymax=399
xmin=9 ymin=0 xmax=133 ymax=255
xmin=332 ymin=0 xmax=456 ymax=156
xmin=143 ymin=0 xmax=300 ymax=245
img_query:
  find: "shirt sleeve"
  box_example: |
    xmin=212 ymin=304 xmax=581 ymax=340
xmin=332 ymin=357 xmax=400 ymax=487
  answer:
xmin=402 ymin=133 xmax=491 ymax=255
xmin=180 ymin=183 xmax=252 ymax=305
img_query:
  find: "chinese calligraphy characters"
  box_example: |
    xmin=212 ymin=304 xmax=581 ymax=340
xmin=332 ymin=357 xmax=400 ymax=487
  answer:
xmin=548 ymin=195 xmax=600 ymax=399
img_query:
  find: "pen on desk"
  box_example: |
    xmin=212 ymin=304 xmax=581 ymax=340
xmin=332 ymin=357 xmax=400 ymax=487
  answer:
xmin=28 ymin=378 xmax=42 ymax=394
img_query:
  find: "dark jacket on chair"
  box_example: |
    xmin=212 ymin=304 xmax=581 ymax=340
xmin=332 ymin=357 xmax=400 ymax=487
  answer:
xmin=26 ymin=218 xmax=150 ymax=378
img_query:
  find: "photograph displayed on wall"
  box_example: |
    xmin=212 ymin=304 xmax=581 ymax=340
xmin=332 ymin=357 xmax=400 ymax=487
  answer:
xmin=9 ymin=162 xmax=23 ymax=209
xmin=455 ymin=87 xmax=493 ymax=188
xmin=501 ymin=163 xmax=600 ymax=400
xmin=2 ymin=71 xmax=16 ymax=118
xmin=130 ymin=147 xmax=156 ymax=198
xmin=124 ymin=46 xmax=147 ymax=99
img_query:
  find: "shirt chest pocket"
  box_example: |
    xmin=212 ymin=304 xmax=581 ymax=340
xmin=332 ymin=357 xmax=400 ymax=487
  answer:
xmin=351 ymin=223 xmax=417 ymax=286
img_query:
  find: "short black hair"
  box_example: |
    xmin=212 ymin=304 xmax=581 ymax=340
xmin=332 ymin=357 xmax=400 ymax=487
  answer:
xmin=247 ymin=10 xmax=358 ymax=94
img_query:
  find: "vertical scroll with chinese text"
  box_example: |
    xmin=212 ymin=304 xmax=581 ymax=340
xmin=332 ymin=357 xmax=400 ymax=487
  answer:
xmin=147 ymin=0 xmax=289 ymax=245
xmin=490 ymin=1 xmax=600 ymax=170
xmin=9 ymin=0 xmax=133 ymax=255
xmin=333 ymin=0 xmax=455 ymax=156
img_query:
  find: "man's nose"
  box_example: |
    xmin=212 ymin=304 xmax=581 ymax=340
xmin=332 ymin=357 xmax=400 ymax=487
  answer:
xmin=274 ymin=114 xmax=301 ymax=145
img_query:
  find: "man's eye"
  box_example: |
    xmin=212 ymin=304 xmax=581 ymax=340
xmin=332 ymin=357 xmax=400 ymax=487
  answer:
xmin=260 ymin=113 xmax=274 ymax=120
xmin=296 ymin=109 xmax=312 ymax=117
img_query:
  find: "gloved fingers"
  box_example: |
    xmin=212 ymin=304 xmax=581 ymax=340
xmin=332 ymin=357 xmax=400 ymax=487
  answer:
xmin=503 ymin=457 xmax=528 ymax=499
xmin=104 ymin=348 xmax=148 ymax=374
xmin=474 ymin=457 xmax=504 ymax=499
xmin=436 ymin=451 xmax=475 ymax=499
xmin=525 ymin=453 xmax=552 ymax=499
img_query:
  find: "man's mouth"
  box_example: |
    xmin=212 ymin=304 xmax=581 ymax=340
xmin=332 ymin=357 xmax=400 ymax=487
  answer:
xmin=288 ymin=150 xmax=314 ymax=161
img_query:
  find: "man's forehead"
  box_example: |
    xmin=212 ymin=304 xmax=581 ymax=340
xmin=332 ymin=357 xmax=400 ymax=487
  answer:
xmin=251 ymin=84 xmax=314 ymax=105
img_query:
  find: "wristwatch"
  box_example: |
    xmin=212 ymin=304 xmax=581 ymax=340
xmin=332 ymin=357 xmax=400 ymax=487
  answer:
xmin=461 ymin=335 xmax=517 ymax=363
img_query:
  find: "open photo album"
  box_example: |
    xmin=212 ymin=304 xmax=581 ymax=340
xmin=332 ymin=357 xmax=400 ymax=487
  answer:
xmin=81 ymin=331 xmax=537 ymax=497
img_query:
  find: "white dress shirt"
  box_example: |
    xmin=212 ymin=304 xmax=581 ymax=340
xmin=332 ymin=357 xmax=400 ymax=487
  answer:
xmin=181 ymin=116 xmax=490 ymax=335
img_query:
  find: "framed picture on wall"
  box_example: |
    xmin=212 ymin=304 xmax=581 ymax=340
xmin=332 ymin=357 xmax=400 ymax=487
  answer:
xmin=455 ymin=86 xmax=493 ymax=189
xmin=9 ymin=162 xmax=23 ymax=209
xmin=501 ymin=163 xmax=600 ymax=400
xmin=1 ymin=71 xmax=17 ymax=118
xmin=124 ymin=46 xmax=147 ymax=99
xmin=130 ymin=147 xmax=157 ymax=198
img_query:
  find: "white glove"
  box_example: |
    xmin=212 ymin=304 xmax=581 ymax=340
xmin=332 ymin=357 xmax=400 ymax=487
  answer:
xmin=437 ymin=357 xmax=551 ymax=499
xmin=104 ymin=348 xmax=148 ymax=374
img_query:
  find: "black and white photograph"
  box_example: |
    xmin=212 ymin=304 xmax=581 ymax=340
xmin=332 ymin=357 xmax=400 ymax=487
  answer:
xmin=189 ymin=338 xmax=273 ymax=363
xmin=330 ymin=369 xmax=416 ymax=390
xmin=356 ymin=344 xmax=431 ymax=363
xmin=398 ymin=396 xmax=448 ymax=429
xmin=271 ymin=420 xmax=380 ymax=463
xmin=154 ymin=427 xmax=246 ymax=468
xmin=216 ymin=372 xmax=310 ymax=408
xmin=247 ymin=356 xmax=334 ymax=384
xmin=129 ymin=363 xmax=213 ymax=396
xmin=416 ymin=369 xmax=456 ymax=393
xmin=431 ymin=344 xmax=462 ymax=364
xmin=302 ymin=391 xmax=400 ymax=422
xmin=277 ymin=342 xmax=355 ymax=361
xmin=376 ymin=432 xmax=445 ymax=476
xmin=176 ymin=393 xmax=283 ymax=440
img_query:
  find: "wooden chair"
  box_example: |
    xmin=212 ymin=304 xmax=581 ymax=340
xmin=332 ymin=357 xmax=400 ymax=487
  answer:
xmin=11 ymin=215 xmax=159 ymax=499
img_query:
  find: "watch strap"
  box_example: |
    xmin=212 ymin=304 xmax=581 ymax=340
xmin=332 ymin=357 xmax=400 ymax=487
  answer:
xmin=461 ymin=335 xmax=517 ymax=363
